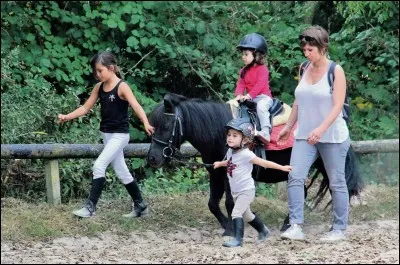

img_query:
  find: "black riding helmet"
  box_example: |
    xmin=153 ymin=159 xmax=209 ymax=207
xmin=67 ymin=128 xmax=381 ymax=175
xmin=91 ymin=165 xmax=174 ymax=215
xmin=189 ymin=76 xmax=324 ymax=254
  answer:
xmin=225 ymin=118 xmax=255 ymax=140
xmin=236 ymin=33 xmax=268 ymax=54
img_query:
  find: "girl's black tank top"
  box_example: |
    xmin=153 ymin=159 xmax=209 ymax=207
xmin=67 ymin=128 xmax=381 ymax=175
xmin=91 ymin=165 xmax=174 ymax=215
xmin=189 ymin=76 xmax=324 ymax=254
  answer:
xmin=98 ymin=80 xmax=129 ymax=133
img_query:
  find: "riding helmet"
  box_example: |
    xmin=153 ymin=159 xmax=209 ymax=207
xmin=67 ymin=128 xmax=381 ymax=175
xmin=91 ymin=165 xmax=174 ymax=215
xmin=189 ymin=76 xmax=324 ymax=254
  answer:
xmin=236 ymin=33 xmax=268 ymax=54
xmin=225 ymin=118 xmax=255 ymax=140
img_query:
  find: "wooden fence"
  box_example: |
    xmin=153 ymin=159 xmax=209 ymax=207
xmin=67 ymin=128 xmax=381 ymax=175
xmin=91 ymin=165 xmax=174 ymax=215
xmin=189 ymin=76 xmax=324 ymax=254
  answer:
xmin=1 ymin=139 xmax=398 ymax=205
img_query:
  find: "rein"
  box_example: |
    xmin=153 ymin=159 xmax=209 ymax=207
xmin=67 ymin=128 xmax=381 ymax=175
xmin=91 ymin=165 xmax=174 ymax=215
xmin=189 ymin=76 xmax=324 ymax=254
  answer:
xmin=170 ymin=156 xmax=214 ymax=168
xmin=151 ymin=110 xmax=214 ymax=168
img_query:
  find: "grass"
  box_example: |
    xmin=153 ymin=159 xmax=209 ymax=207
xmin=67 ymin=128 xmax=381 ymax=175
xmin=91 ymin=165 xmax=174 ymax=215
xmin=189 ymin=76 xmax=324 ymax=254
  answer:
xmin=1 ymin=185 xmax=398 ymax=242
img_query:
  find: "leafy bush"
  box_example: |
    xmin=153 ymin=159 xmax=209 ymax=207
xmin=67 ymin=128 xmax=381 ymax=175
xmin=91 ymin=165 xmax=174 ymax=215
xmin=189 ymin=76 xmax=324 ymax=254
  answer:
xmin=1 ymin=1 xmax=398 ymax=201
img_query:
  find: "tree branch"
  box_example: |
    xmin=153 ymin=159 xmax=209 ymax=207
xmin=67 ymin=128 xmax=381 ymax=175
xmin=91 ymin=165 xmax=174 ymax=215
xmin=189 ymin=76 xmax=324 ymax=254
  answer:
xmin=128 ymin=48 xmax=156 ymax=72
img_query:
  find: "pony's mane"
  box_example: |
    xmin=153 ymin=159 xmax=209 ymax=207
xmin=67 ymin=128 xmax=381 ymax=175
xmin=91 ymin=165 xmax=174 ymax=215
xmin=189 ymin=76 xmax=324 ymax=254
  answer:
xmin=149 ymin=97 xmax=232 ymax=146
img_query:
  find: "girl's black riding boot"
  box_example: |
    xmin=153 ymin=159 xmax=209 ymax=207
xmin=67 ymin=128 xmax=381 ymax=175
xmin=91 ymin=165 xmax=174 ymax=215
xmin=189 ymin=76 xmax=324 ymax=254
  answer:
xmin=124 ymin=180 xmax=148 ymax=217
xmin=87 ymin=177 xmax=106 ymax=210
xmin=223 ymin=217 xmax=244 ymax=247
xmin=248 ymin=214 xmax=270 ymax=244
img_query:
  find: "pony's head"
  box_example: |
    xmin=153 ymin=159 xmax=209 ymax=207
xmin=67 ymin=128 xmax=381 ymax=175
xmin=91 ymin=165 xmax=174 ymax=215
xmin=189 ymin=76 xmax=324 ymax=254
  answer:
xmin=147 ymin=93 xmax=188 ymax=168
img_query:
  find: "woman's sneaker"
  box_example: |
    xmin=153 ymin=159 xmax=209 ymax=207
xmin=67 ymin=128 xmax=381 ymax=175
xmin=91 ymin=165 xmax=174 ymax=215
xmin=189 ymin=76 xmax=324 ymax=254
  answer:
xmin=281 ymin=224 xmax=305 ymax=240
xmin=73 ymin=200 xmax=96 ymax=218
xmin=123 ymin=201 xmax=149 ymax=218
xmin=320 ymin=230 xmax=346 ymax=242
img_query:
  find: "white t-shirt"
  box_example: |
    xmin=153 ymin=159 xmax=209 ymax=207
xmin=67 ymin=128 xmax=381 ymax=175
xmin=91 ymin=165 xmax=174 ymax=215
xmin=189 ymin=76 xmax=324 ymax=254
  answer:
xmin=226 ymin=148 xmax=256 ymax=193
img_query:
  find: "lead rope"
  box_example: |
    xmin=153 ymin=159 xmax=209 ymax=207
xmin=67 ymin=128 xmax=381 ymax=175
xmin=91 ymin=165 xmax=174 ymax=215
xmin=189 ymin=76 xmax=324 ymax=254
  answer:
xmin=170 ymin=156 xmax=214 ymax=168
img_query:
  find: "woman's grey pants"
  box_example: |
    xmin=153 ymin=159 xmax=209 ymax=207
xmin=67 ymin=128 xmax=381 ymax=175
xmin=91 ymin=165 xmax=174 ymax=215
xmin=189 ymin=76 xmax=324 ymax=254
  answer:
xmin=92 ymin=132 xmax=134 ymax=185
xmin=287 ymin=137 xmax=351 ymax=230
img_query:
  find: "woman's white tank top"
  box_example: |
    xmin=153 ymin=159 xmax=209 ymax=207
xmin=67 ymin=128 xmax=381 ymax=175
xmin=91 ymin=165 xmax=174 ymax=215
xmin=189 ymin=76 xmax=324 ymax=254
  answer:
xmin=294 ymin=62 xmax=349 ymax=143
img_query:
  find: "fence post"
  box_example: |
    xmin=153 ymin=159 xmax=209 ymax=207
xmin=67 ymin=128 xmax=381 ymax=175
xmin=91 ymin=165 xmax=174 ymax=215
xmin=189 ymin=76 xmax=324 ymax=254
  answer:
xmin=45 ymin=159 xmax=61 ymax=205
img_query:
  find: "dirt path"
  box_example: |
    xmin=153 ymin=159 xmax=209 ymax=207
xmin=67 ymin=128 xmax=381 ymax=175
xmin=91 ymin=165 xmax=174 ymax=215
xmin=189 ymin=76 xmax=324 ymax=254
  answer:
xmin=1 ymin=219 xmax=398 ymax=264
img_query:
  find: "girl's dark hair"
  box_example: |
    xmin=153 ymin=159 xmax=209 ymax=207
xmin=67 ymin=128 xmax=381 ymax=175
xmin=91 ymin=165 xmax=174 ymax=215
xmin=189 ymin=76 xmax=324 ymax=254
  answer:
xmin=90 ymin=51 xmax=122 ymax=79
xmin=240 ymin=49 xmax=266 ymax=79
xmin=299 ymin=25 xmax=329 ymax=54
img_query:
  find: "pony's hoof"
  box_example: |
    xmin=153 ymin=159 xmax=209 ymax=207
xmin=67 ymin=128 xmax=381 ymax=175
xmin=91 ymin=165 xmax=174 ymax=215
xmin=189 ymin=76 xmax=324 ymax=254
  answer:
xmin=280 ymin=223 xmax=291 ymax=232
xmin=222 ymin=229 xmax=233 ymax=237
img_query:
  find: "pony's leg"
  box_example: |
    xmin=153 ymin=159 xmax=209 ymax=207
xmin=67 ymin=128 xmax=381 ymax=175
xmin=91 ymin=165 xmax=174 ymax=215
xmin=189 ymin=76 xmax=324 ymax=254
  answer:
xmin=223 ymin=177 xmax=234 ymax=236
xmin=280 ymin=215 xmax=291 ymax=232
xmin=208 ymin=170 xmax=231 ymax=234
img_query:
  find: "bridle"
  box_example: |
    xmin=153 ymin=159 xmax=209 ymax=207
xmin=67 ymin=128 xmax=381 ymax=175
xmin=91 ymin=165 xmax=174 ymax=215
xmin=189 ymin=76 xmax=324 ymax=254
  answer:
xmin=151 ymin=109 xmax=184 ymax=159
xmin=150 ymin=108 xmax=213 ymax=168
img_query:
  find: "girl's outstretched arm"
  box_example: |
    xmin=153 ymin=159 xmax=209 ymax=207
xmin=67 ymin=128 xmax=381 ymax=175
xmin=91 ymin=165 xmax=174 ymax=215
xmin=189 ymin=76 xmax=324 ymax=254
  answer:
xmin=213 ymin=160 xmax=228 ymax=169
xmin=58 ymin=83 xmax=100 ymax=124
xmin=251 ymin=157 xmax=292 ymax=172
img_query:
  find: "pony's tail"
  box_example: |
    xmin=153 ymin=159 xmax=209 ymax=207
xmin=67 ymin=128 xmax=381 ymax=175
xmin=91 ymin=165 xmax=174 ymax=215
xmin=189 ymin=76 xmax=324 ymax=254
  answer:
xmin=344 ymin=145 xmax=364 ymax=197
xmin=307 ymin=145 xmax=364 ymax=210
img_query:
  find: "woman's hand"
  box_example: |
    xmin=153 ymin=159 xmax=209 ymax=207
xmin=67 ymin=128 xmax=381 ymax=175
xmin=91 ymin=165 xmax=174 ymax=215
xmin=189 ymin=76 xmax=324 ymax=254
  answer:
xmin=307 ymin=127 xmax=324 ymax=145
xmin=277 ymin=125 xmax=292 ymax=145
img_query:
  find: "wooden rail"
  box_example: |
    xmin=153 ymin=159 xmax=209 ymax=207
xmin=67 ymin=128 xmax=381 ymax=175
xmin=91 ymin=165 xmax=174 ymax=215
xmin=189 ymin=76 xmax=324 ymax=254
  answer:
xmin=1 ymin=139 xmax=398 ymax=205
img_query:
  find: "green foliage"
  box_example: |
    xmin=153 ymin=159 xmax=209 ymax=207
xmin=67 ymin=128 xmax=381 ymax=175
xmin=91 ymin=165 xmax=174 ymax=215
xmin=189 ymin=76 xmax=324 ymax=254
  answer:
xmin=1 ymin=47 xmax=58 ymax=144
xmin=1 ymin=1 xmax=398 ymax=201
xmin=332 ymin=1 xmax=399 ymax=140
xmin=140 ymin=166 xmax=210 ymax=195
xmin=255 ymin=183 xmax=276 ymax=199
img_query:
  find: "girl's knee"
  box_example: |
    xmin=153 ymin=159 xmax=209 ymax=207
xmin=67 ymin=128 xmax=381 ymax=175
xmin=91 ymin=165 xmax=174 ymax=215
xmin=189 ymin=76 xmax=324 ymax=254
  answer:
xmin=119 ymin=175 xmax=134 ymax=185
xmin=92 ymin=162 xmax=106 ymax=177
xmin=243 ymin=213 xmax=255 ymax=222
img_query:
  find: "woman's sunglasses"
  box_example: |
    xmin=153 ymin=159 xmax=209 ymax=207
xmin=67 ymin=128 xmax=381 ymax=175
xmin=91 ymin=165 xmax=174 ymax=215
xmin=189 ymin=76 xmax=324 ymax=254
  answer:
xmin=298 ymin=35 xmax=315 ymax=42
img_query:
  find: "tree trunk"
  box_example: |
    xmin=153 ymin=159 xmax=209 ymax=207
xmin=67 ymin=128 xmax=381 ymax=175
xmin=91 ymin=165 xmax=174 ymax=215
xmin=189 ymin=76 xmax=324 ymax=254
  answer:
xmin=303 ymin=1 xmax=319 ymax=24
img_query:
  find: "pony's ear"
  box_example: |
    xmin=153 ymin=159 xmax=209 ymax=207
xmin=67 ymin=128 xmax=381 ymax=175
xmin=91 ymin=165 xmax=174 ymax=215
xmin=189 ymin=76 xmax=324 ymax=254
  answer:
xmin=163 ymin=93 xmax=187 ymax=113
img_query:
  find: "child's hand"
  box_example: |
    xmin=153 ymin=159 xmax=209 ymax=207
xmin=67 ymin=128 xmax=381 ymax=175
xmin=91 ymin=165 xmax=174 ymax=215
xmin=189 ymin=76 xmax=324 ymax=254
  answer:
xmin=213 ymin=162 xmax=221 ymax=169
xmin=57 ymin=114 xmax=69 ymax=124
xmin=234 ymin=95 xmax=243 ymax=102
xmin=144 ymin=122 xmax=155 ymax=136
xmin=242 ymin=94 xmax=251 ymax=101
xmin=227 ymin=99 xmax=239 ymax=108
xmin=236 ymin=94 xmax=251 ymax=103
xmin=281 ymin=165 xmax=292 ymax=172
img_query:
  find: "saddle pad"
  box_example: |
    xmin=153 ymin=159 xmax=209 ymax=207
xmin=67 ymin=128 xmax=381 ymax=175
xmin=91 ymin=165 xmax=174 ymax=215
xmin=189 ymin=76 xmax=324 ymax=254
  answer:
xmin=273 ymin=103 xmax=291 ymax=126
xmin=265 ymin=123 xmax=296 ymax=150
xmin=226 ymin=99 xmax=240 ymax=118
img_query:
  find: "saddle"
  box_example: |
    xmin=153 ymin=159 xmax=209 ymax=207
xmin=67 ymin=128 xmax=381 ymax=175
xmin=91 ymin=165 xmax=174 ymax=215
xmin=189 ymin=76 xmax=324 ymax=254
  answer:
xmin=237 ymin=98 xmax=286 ymax=180
xmin=239 ymin=98 xmax=284 ymax=133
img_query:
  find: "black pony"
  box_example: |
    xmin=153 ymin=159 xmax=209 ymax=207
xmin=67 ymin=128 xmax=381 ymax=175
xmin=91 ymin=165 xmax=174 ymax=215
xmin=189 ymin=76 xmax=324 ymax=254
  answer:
xmin=146 ymin=93 xmax=363 ymax=236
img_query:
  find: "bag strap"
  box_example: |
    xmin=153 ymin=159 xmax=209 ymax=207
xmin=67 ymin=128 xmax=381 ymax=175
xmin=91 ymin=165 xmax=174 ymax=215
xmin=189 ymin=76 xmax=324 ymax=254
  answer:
xmin=327 ymin=61 xmax=348 ymax=99
xmin=327 ymin=61 xmax=350 ymax=124
xmin=299 ymin=60 xmax=311 ymax=79
xmin=300 ymin=60 xmax=336 ymax=87
xmin=327 ymin=61 xmax=336 ymax=89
